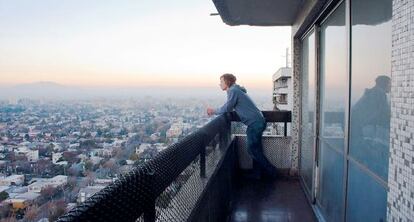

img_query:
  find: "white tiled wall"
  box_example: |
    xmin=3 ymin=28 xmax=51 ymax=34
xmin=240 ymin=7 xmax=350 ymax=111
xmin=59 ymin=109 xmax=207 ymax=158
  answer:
xmin=387 ymin=0 xmax=414 ymax=220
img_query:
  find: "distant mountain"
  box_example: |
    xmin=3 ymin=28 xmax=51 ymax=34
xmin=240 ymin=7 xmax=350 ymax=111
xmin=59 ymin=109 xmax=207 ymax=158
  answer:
xmin=0 ymin=81 xmax=269 ymax=100
xmin=14 ymin=81 xmax=67 ymax=89
xmin=0 ymin=81 xmax=85 ymax=100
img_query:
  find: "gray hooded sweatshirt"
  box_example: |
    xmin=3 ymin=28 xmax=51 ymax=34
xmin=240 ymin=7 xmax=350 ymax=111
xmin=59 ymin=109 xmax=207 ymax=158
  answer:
xmin=214 ymin=84 xmax=265 ymax=126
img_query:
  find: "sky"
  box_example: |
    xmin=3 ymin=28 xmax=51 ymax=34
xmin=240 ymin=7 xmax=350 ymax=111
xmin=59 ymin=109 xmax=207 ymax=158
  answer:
xmin=0 ymin=0 xmax=291 ymax=90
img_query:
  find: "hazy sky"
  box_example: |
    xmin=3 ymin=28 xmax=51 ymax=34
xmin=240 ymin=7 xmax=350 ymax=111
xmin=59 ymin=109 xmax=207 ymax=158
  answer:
xmin=0 ymin=0 xmax=291 ymax=90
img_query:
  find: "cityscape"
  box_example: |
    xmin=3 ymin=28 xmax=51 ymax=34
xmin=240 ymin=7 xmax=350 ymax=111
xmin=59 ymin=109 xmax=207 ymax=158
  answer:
xmin=0 ymin=94 xmax=274 ymax=221
xmin=1 ymin=0 xmax=409 ymax=221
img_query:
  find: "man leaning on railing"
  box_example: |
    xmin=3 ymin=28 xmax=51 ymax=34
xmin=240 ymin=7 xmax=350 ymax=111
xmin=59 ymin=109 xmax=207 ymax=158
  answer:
xmin=207 ymin=73 xmax=278 ymax=180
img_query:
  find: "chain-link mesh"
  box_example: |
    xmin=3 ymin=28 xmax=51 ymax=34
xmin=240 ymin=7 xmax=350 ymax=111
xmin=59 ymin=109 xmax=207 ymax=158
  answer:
xmin=56 ymin=111 xmax=290 ymax=222
xmin=236 ymin=136 xmax=291 ymax=169
xmin=56 ymin=114 xmax=231 ymax=222
xmin=138 ymin=135 xmax=226 ymax=222
xmin=231 ymin=122 xmax=291 ymax=136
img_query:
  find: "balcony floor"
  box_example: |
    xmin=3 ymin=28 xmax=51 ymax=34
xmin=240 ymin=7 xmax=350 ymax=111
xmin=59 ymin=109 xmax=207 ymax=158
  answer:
xmin=229 ymin=177 xmax=316 ymax=222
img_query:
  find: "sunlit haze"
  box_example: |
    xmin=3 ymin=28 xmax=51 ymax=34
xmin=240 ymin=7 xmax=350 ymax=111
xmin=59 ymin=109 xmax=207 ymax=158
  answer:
xmin=0 ymin=0 xmax=291 ymax=92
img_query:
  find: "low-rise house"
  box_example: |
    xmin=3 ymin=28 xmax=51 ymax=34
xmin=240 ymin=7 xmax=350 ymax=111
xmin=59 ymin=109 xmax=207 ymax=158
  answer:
xmin=5 ymin=192 xmax=40 ymax=210
xmin=15 ymin=147 xmax=39 ymax=162
xmin=77 ymin=185 xmax=106 ymax=203
xmin=52 ymin=152 xmax=63 ymax=164
xmin=0 ymin=175 xmax=24 ymax=186
xmin=135 ymin=143 xmax=151 ymax=155
xmin=25 ymin=150 xmax=39 ymax=162
xmin=102 ymin=148 xmax=112 ymax=158
xmin=0 ymin=186 xmax=10 ymax=193
xmin=90 ymin=156 xmax=103 ymax=165
xmin=28 ymin=175 xmax=67 ymax=193
xmin=94 ymin=179 xmax=113 ymax=186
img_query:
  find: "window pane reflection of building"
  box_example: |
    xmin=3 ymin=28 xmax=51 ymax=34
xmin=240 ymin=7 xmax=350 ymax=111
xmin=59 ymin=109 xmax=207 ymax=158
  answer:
xmin=300 ymin=31 xmax=316 ymax=192
xmin=349 ymin=0 xmax=392 ymax=181
xmin=317 ymin=3 xmax=346 ymax=221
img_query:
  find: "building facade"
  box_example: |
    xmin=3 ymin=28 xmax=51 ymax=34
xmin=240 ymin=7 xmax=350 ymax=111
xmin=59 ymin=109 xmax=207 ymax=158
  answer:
xmin=272 ymin=67 xmax=293 ymax=111
xmin=272 ymin=67 xmax=293 ymax=136
xmin=213 ymin=0 xmax=413 ymax=221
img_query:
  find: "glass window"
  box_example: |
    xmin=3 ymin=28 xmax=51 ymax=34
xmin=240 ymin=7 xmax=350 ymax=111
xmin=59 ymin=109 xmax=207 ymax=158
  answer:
xmin=319 ymin=3 xmax=347 ymax=151
xmin=318 ymin=141 xmax=344 ymax=222
xmin=349 ymin=0 xmax=392 ymax=180
xmin=346 ymin=162 xmax=387 ymax=222
xmin=346 ymin=0 xmax=392 ymax=220
xmin=300 ymin=31 xmax=316 ymax=192
xmin=317 ymin=3 xmax=346 ymax=221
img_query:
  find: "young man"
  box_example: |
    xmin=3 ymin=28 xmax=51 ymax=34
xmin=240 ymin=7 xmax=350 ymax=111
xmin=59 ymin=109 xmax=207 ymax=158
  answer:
xmin=207 ymin=73 xmax=277 ymax=179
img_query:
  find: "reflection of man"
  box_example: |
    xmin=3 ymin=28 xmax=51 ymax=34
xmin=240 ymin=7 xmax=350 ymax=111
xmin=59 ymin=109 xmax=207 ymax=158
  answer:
xmin=207 ymin=74 xmax=277 ymax=179
xmin=351 ymin=75 xmax=391 ymax=176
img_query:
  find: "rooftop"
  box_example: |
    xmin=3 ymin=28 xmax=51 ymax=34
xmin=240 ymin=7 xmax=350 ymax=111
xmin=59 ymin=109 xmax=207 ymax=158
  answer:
xmin=272 ymin=67 xmax=293 ymax=82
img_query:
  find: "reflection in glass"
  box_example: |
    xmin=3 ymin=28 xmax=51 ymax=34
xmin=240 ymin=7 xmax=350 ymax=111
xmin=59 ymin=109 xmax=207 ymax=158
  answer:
xmin=300 ymin=32 xmax=316 ymax=192
xmin=318 ymin=141 xmax=344 ymax=222
xmin=319 ymin=3 xmax=347 ymax=152
xmin=346 ymin=162 xmax=387 ymax=222
xmin=317 ymin=3 xmax=346 ymax=221
xmin=349 ymin=0 xmax=392 ymax=181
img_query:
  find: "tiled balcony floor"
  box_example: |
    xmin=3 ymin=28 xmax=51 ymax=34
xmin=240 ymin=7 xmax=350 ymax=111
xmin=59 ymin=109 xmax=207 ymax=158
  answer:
xmin=229 ymin=177 xmax=317 ymax=222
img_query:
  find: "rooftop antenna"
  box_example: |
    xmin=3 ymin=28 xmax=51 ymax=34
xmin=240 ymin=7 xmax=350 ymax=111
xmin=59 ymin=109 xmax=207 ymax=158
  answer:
xmin=286 ymin=48 xmax=291 ymax=67
xmin=281 ymin=48 xmax=290 ymax=67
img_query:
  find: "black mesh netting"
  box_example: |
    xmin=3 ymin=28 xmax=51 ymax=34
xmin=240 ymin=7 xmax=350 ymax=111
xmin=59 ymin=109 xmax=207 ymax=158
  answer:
xmin=56 ymin=111 xmax=290 ymax=222
xmin=57 ymin=114 xmax=232 ymax=222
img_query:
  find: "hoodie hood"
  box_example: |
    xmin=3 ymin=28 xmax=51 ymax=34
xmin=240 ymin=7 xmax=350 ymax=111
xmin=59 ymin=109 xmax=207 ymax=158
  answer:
xmin=233 ymin=84 xmax=247 ymax=93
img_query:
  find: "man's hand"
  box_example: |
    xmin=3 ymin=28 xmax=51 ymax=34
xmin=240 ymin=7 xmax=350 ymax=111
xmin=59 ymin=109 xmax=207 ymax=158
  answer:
xmin=207 ymin=107 xmax=215 ymax=116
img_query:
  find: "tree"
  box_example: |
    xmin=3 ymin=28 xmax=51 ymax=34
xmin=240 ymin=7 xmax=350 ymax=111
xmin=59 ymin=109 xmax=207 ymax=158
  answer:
xmin=113 ymin=147 xmax=124 ymax=159
xmin=118 ymin=159 xmax=127 ymax=166
xmin=96 ymin=129 xmax=103 ymax=137
xmin=23 ymin=205 xmax=39 ymax=222
xmin=0 ymin=191 xmax=9 ymax=201
xmin=36 ymin=159 xmax=51 ymax=175
xmin=84 ymin=160 xmax=94 ymax=171
xmin=129 ymin=153 xmax=139 ymax=161
xmin=40 ymin=186 xmax=56 ymax=201
xmin=15 ymin=161 xmax=31 ymax=174
xmin=84 ymin=132 xmax=91 ymax=138
xmin=79 ymin=140 xmax=96 ymax=150
xmin=119 ymin=128 xmax=127 ymax=135
xmin=67 ymin=166 xmax=80 ymax=177
xmin=103 ymin=159 xmax=118 ymax=176
xmin=47 ymin=200 xmax=66 ymax=221
xmin=85 ymin=171 xmax=95 ymax=186
xmin=0 ymin=217 xmax=17 ymax=222
xmin=62 ymin=151 xmax=78 ymax=164
xmin=47 ymin=143 xmax=55 ymax=152
xmin=67 ymin=176 xmax=77 ymax=190
xmin=51 ymin=164 xmax=64 ymax=175
xmin=144 ymin=125 xmax=155 ymax=135
xmin=0 ymin=204 xmax=12 ymax=219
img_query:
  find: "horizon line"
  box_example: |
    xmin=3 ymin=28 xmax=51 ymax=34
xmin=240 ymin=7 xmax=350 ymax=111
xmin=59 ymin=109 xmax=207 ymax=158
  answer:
xmin=0 ymin=81 xmax=273 ymax=90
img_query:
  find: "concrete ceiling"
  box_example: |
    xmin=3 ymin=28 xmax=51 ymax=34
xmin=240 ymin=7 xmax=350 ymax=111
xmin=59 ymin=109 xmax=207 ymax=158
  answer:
xmin=212 ymin=0 xmax=392 ymax=27
xmin=212 ymin=0 xmax=305 ymax=26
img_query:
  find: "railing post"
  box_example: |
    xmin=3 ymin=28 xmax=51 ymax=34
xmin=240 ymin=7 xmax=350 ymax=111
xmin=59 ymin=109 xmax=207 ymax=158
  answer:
xmin=143 ymin=167 xmax=156 ymax=222
xmin=219 ymin=115 xmax=231 ymax=151
xmin=284 ymin=121 xmax=287 ymax=137
xmin=200 ymin=146 xmax=206 ymax=178
xmin=143 ymin=199 xmax=156 ymax=222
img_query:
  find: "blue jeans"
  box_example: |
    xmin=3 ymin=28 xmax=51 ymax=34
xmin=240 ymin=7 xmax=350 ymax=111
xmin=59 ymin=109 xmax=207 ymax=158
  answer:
xmin=246 ymin=121 xmax=277 ymax=177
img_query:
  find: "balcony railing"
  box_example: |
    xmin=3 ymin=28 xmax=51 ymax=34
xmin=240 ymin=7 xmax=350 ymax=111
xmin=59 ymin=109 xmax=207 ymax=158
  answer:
xmin=273 ymin=83 xmax=288 ymax=89
xmin=57 ymin=111 xmax=292 ymax=222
